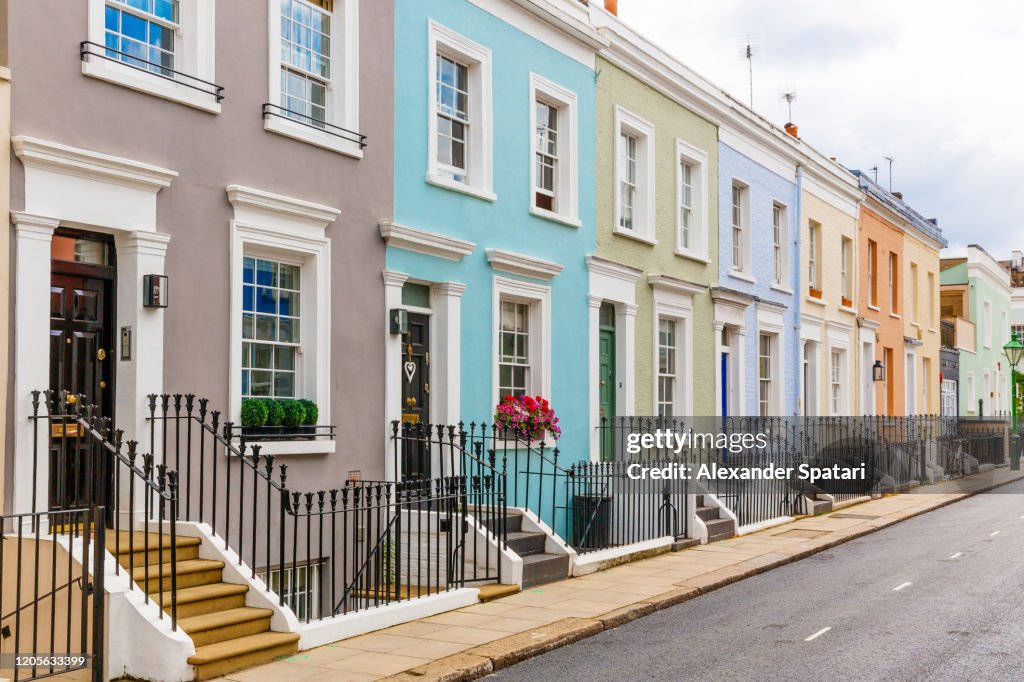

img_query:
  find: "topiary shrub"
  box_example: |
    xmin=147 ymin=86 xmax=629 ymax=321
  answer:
xmin=281 ymin=399 xmax=307 ymax=429
xmin=263 ymin=399 xmax=285 ymax=427
xmin=240 ymin=398 xmax=268 ymax=428
xmin=299 ymin=399 xmax=319 ymax=425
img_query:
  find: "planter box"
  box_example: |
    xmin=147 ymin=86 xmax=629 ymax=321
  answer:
xmin=241 ymin=425 xmax=318 ymax=441
xmin=841 ymin=296 xmax=853 ymax=308
xmin=809 ymin=288 xmax=823 ymax=299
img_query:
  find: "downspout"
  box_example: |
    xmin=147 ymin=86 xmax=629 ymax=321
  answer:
xmin=794 ymin=163 xmax=803 ymax=416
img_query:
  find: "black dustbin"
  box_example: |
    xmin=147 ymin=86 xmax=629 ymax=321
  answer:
xmin=572 ymin=494 xmax=612 ymax=550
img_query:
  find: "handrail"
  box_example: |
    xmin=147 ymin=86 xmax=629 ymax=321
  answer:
xmin=80 ymin=41 xmax=225 ymax=101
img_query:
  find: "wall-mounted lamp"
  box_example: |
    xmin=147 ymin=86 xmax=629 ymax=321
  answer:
xmin=143 ymin=274 xmax=168 ymax=308
xmin=872 ymin=360 xmax=885 ymax=382
xmin=389 ymin=308 xmax=409 ymax=335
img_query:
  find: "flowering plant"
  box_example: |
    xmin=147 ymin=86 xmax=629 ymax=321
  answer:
xmin=493 ymin=395 xmax=561 ymax=442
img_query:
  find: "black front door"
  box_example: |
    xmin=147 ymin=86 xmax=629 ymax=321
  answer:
xmin=49 ymin=232 xmax=116 ymax=510
xmin=401 ymin=312 xmax=430 ymax=479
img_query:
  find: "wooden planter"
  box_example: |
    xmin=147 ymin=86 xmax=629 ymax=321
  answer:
xmin=809 ymin=287 xmax=823 ymax=299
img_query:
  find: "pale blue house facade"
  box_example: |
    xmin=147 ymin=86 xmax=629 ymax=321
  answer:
xmin=383 ymin=0 xmax=605 ymax=479
xmin=714 ymin=137 xmax=801 ymax=417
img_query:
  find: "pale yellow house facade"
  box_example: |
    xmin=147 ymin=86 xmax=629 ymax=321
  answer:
xmin=903 ymin=228 xmax=943 ymax=414
xmin=798 ymin=157 xmax=863 ymax=416
xmin=0 ymin=63 xmax=9 ymax=510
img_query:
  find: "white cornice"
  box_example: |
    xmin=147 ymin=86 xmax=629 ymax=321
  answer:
xmin=647 ymin=273 xmax=705 ymax=297
xmin=379 ymin=222 xmax=476 ymax=262
xmin=967 ymin=245 xmax=1012 ymax=295
xmin=227 ymin=185 xmax=340 ymax=231
xmin=505 ymin=0 xmax=609 ymax=50
xmin=586 ymin=254 xmax=643 ymax=284
xmin=486 ymin=248 xmax=563 ymax=280
xmin=13 ymin=135 xmax=177 ymax=191
xmin=711 ymin=286 xmax=755 ymax=309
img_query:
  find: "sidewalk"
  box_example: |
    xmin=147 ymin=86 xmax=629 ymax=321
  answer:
xmin=210 ymin=467 xmax=1024 ymax=682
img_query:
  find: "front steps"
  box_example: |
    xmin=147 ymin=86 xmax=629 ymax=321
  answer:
xmin=696 ymin=496 xmax=736 ymax=542
xmin=482 ymin=512 xmax=569 ymax=588
xmin=115 ymin=531 xmax=298 ymax=680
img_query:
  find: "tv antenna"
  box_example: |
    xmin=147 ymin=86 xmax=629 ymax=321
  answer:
xmin=781 ymin=92 xmax=796 ymax=122
xmin=869 ymin=164 xmax=879 ymax=183
xmin=739 ymin=37 xmax=759 ymax=109
xmin=884 ymin=156 xmax=894 ymax=192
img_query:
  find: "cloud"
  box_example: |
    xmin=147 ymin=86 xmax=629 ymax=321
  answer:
xmin=615 ymin=0 xmax=1023 ymax=259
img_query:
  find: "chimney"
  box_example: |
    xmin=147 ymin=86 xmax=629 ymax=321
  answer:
xmin=605 ymin=0 xmax=617 ymax=15
xmin=927 ymin=218 xmax=938 ymax=226
xmin=892 ymin=191 xmax=903 ymax=200
xmin=784 ymin=122 xmax=799 ymax=138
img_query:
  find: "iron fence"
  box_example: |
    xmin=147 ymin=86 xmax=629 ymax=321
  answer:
xmin=0 ymin=507 xmax=105 ymax=682
xmin=147 ymin=395 xmax=497 ymax=624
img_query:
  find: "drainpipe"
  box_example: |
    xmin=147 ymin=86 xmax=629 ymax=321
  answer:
xmin=794 ymin=163 xmax=803 ymax=416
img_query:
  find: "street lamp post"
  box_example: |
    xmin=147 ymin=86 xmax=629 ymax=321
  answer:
xmin=1002 ymin=332 xmax=1024 ymax=470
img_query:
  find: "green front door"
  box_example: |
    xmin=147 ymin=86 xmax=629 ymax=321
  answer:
xmin=599 ymin=303 xmax=616 ymax=461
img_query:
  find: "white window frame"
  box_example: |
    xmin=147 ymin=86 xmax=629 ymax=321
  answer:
xmin=84 ymin=0 xmax=219 ymax=112
xmin=242 ymin=254 xmax=303 ymax=401
xmin=730 ymin=180 xmax=751 ymax=276
xmin=675 ymin=140 xmax=709 ymax=261
xmin=841 ymin=237 xmax=852 ymax=302
xmin=492 ymin=277 xmax=551 ymax=407
xmin=650 ymin=278 xmax=697 ymax=416
xmin=771 ymin=202 xmax=787 ymax=286
xmin=758 ymin=333 xmax=775 ymax=417
xmin=889 ymin=253 xmax=898 ymax=315
xmin=228 ymin=185 xmax=336 ymax=455
xmin=928 ymin=271 xmax=936 ymax=328
xmin=613 ymin=106 xmax=656 ymax=243
xmin=941 ymin=378 xmax=957 ymax=416
xmin=656 ymin=317 xmax=680 ymax=417
xmin=427 ymin=21 xmax=494 ymax=201
xmin=830 ymin=348 xmax=845 ymax=415
xmin=867 ymin=239 xmax=878 ymax=308
xmin=983 ymin=299 xmax=993 ymax=348
xmin=966 ymin=372 xmax=976 ymax=413
xmin=910 ymin=262 xmax=920 ymax=324
xmin=807 ymin=220 xmax=821 ymax=291
xmin=266 ymin=0 xmax=361 ymax=157
xmin=529 ymin=74 xmax=579 ymax=228
xmin=258 ymin=560 xmax=322 ymax=622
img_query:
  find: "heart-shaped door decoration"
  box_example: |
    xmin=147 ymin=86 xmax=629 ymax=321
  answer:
xmin=404 ymin=361 xmax=417 ymax=383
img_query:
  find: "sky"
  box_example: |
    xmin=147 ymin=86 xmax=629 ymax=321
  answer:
xmin=616 ymin=0 xmax=1024 ymax=259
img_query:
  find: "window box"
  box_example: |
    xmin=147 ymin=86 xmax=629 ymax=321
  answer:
xmin=809 ymin=287 xmax=823 ymax=300
xmin=842 ymin=296 xmax=853 ymax=308
xmin=236 ymin=424 xmax=336 ymax=443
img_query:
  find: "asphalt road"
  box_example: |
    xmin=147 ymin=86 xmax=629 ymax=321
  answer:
xmin=489 ymin=481 xmax=1024 ymax=682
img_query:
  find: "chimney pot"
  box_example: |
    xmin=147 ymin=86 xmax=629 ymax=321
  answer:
xmin=605 ymin=0 xmax=617 ymax=15
xmin=784 ymin=122 xmax=799 ymax=139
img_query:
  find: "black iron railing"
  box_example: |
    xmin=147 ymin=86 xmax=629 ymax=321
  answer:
xmin=80 ymin=41 xmax=224 ymax=101
xmin=31 ymin=391 xmax=180 ymax=631
xmin=0 ymin=507 xmax=105 ymax=682
xmin=148 ymin=395 xmax=494 ymax=623
xmin=262 ymin=103 xmax=368 ymax=148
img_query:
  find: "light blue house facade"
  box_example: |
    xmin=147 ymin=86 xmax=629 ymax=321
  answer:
xmin=714 ymin=132 xmax=801 ymax=417
xmin=382 ymin=0 xmax=606 ymax=479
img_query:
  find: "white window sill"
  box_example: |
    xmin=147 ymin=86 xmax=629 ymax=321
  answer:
xmin=839 ymin=305 xmax=858 ymax=315
xmin=83 ymin=58 xmax=222 ymax=113
xmin=244 ymin=439 xmax=337 ymax=456
xmin=265 ymin=116 xmax=364 ymax=158
xmin=867 ymin=304 xmax=881 ymax=312
xmin=889 ymin=313 xmax=902 ymax=320
xmin=927 ymin=328 xmax=938 ymax=334
xmin=613 ymin=227 xmax=657 ymax=246
xmin=911 ymin=321 xmax=921 ymax=329
xmin=426 ymin=173 xmax=497 ymax=202
xmin=530 ymin=206 xmax=582 ymax=228
xmin=675 ymin=249 xmax=711 ymax=265
xmin=729 ymin=270 xmax=755 ymax=284
xmin=805 ymin=296 xmax=827 ymax=307
xmin=769 ymin=283 xmax=794 ymax=295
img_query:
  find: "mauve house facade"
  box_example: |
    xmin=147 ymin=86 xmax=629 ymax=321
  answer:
xmin=4 ymin=0 xmax=394 ymax=515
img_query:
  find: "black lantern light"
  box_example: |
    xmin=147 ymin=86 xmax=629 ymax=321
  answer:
xmin=872 ymin=360 xmax=885 ymax=382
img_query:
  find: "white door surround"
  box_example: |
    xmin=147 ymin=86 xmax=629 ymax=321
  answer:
xmin=11 ymin=137 xmax=176 ymax=516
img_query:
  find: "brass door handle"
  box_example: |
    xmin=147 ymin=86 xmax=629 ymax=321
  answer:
xmin=406 ymin=397 xmax=417 ymax=407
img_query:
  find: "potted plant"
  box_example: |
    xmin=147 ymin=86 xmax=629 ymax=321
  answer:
xmin=809 ymin=287 xmax=823 ymax=299
xmin=240 ymin=398 xmax=269 ymax=436
xmin=494 ymin=394 xmax=561 ymax=444
xmin=281 ymin=399 xmax=307 ymax=433
xmin=298 ymin=399 xmax=319 ymax=438
xmin=841 ymin=296 xmax=853 ymax=308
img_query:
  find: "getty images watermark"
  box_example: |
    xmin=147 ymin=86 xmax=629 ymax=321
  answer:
xmin=623 ymin=428 xmax=868 ymax=486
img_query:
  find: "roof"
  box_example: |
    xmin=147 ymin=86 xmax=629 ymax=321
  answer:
xmin=850 ymin=170 xmax=948 ymax=247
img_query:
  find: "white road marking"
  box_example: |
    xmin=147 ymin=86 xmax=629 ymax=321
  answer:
xmin=893 ymin=582 xmax=912 ymax=591
xmin=990 ymin=531 xmax=1001 ymax=537
xmin=805 ymin=627 xmax=831 ymax=642
xmin=949 ymin=552 xmax=964 ymax=559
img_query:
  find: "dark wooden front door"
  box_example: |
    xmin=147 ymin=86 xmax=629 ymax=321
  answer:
xmin=49 ymin=234 xmax=116 ymax=510
xmin=401 ymin=312 xmax=430 ymax=479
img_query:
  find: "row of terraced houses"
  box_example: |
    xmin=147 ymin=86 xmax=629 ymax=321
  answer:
xmin=0 ymin=1 xmax=1020 ymax=680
